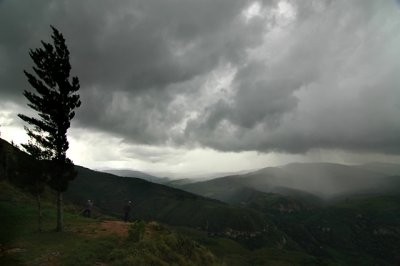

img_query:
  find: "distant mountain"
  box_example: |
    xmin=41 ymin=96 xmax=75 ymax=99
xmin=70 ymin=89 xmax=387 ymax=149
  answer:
xmin=164 ymin=178 xmax=196 ymax=187
xmin=226 ymin=187 xmax=322 ymax=213
xmin=355 ymin=162 xmax=400 ymax=176
xmin=184 ymin=168 xmax=259 ymax=180
xmin=102 ymin=169 xmax=170 ymax=184
xmin=180 ymin=162 xmax=400 ymax=202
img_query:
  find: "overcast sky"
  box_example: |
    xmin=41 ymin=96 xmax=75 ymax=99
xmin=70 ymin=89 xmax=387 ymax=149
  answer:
xmin=1 ymin=0 xmax=399 ymax=178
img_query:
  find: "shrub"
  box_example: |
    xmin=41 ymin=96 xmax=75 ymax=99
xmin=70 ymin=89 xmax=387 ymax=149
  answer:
xmin=128 ymin=220 xmax=145 ymax=242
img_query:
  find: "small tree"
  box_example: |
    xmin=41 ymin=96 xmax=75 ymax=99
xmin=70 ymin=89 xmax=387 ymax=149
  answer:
xmin=18 ymin=26 xmax=81 ymax=232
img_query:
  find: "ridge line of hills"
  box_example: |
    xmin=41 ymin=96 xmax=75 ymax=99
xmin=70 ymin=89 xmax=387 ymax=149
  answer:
xmin=2 ymin=138 xmax=400 ymax=265
xmin=178 ymin=161 xmax=400 ymax=202
xmin=0 ymin=138 xmax=270 ymax=235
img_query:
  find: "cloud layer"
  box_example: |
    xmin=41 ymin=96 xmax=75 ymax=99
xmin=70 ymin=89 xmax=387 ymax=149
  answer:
xmin=1 ymin=0 xmax=400 ymax=156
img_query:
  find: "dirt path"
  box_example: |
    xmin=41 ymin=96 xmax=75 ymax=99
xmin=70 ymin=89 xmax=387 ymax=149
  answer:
xmin=97 ymin=220 xmax=129 ymax=237
xmin=76 ymin=220 xmax=164 ymax=240
xmin=77 ymin=220 xmax=130 ymax=238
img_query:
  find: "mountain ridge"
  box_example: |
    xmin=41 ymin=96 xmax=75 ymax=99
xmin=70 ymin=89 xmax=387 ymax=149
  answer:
xmin=0 ymin=138 xmax=272 ymax=236
xmin=101 ymin=168 xmax=170 ymax=184
xmin=179 ymin=162 xmax=400 ymax=202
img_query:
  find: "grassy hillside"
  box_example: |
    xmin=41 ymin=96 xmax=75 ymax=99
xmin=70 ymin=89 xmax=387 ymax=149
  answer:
xmin=1 ymin=180 xmax=331 ymax=266
xmin=1 ymin=138 xmax=272 ymax=235
xmin=0 ymin=181 xmax=222 ymax=266
xmin=2 ymin=138 xmax=400 ymax=265
xmin=66 ymin=166 xmax=270 ymax=234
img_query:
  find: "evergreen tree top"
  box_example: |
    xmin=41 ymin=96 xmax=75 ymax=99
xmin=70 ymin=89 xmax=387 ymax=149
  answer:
xmin=18 ymin=26 xmax=81 ymax=164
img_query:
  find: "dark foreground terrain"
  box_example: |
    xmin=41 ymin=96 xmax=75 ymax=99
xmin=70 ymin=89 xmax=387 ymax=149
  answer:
xmin=1 ymin=138 xmax=400 ymax=265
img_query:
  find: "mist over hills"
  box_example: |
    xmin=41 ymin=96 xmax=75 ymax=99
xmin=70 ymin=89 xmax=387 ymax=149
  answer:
xmin=102 ymin=168 xmax=258 ymax=186
xmin=179 ymin=162 xmax=400 ymax=202
xmin=101 ymin=169 xmax=170 ymax=184
xmin=354 ymin=162 xmax=400 ymax=176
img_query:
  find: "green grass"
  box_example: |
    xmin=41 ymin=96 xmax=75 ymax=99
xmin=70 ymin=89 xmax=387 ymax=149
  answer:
xmin=0 ymin=179 xmax=119 ymax=265
xmin=0 ymin=193 xmax=222 ymax=266
xmin=0 ymin=200 xmax=109 ymax=265
xmin=0 ymin=195 xmax=329 ymax=266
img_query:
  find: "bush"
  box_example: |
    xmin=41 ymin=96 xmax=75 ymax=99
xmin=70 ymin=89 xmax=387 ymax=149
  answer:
xmin=128 ymin=220 xmax=145 ymax=242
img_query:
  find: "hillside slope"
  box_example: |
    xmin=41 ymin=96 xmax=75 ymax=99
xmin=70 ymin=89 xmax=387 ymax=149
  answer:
xmin=0 ymin=138 xmax=271 ymax=235
xmin=181 ymin=162 xmax=400 ymax=201
xmin=0 ymin=183 xmax=221 ymax=266
xmin=66 ymin=166 xmax=270 ymax=233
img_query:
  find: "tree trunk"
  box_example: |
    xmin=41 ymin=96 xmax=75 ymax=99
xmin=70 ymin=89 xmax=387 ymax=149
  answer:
xmin=56 ymin=191 xmax=63 ymax=232
xmin=36 ymin=192 xmax=43 ymax=232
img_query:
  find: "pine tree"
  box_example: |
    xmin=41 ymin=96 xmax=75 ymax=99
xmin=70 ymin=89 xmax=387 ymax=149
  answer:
xmin=18 ymin=26 xmax=81 ymax=232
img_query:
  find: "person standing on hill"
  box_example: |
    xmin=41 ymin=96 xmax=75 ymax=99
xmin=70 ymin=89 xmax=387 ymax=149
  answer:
xmin=83 ymin=199 xmax=93 ymax=218
xmin=124 ymin=201 xmax=132 ymax=222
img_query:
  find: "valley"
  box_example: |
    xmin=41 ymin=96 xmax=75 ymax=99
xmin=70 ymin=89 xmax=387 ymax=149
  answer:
xmin=1 ymin=138 xmax=400 ymax=265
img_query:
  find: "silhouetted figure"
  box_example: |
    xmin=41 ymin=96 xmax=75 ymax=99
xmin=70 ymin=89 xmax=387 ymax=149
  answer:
xmin=83 ymin=199 xmax=93 ymax=217
xmin=124 ymin=201 xmax=132 ymax=222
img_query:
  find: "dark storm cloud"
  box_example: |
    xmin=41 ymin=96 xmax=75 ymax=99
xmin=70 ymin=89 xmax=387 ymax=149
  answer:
xmin=1 ymin=0 xmax=400 ymax=155
xmin=183 ymin=0 xmax=400 ymax=154
xmin=0 ymin=0 xmax=269 ymax=137
xmin=0 ymin=0 xmax=258 ymax=93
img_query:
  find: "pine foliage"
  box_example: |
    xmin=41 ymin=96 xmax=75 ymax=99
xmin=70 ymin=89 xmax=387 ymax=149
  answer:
xmin=18 ymin=26 xmax=81 ymax=190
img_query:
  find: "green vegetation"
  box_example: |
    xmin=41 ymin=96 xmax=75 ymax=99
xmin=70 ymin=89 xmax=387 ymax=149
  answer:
xmin=128 ymin=220 xmax=146 ymax=242
xmin=268 ymin=196 xmax=400 ymax=265
xmin=2 ymin=138 xmax=400 ymax=265
xmin=65 ymin=165 xmax=271 ymax=234
xmin=109 ymin=222 xmax=220 ymax=266
xmin=172 ymin=226 xmax=330 ymax=266
xmin=0 ymin=181 xmax=221 ymax=266
xmin=0 ymin=192 xmax=97 ymax=265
